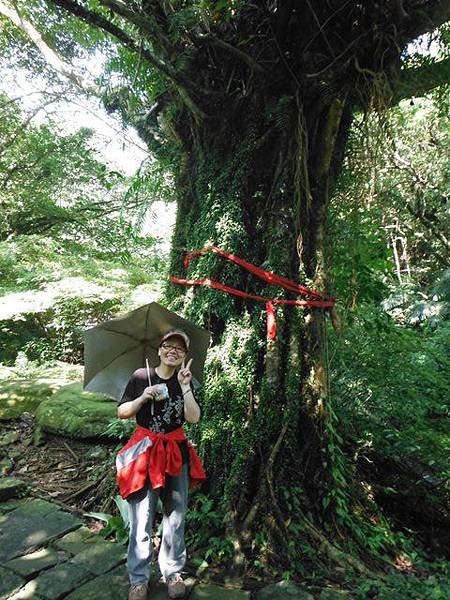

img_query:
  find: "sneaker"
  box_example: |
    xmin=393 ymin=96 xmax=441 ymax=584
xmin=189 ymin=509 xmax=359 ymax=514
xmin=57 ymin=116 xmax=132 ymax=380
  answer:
xmin=128 ymin=583 xmax=148 ymax=600
xmin=167 ymin=573 xmax=186 ymax=599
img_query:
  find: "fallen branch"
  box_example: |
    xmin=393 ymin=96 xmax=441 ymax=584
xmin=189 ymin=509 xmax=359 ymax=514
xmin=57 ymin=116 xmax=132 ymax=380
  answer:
xmin=62 ymin=473 xmax=107 ymax=501
xmin=63 ymin=441 xmax=79 ymax=462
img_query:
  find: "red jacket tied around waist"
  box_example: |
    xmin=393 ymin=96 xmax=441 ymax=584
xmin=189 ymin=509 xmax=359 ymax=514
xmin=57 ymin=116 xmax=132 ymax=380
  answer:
xmin=116 ymin=426 xmax=206 ymax=499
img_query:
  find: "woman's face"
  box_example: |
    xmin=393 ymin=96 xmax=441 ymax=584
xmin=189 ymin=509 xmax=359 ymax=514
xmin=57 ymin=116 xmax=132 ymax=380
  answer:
xmin=158 ymin=337 xmax=187 ymax=368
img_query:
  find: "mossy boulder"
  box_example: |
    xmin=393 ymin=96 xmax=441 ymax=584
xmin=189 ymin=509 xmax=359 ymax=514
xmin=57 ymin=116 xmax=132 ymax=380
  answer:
xmin=0 ymin=477 xmax=30 ymax=501
xmin=35 ymin=383 xmax=118 ymax=439
xmin=0 ymin=380 xmax=57 ymax=420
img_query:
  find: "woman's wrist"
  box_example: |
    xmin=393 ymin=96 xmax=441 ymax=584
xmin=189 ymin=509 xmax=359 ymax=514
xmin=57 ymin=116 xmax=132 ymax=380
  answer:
xmin=137 ymin=394 xmax=147 ymax=406
xmin=181 ymin=385 xmax=191 ymax=395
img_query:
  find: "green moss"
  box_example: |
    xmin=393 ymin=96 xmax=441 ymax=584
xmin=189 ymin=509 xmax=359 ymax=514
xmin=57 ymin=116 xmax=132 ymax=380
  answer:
xmin=36 ymin=383 xmax=119 ymax=439
xmin=0 ymin=380 xmax=56 ymax=420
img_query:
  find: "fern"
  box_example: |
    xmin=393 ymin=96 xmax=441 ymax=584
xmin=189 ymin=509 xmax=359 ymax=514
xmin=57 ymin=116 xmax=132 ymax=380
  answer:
xmin=272 ymin=95 xmax=294 ymax=131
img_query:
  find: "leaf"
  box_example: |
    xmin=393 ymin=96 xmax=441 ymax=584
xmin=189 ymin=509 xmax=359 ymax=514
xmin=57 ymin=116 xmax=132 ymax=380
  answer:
xmin=83 ymin=511 xmax=112 ymax=523
xmin=114 ymin=494 xmax=130 ymax=528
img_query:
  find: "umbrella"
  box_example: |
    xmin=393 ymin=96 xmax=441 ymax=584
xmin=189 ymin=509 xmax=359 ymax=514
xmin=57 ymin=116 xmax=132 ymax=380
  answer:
xmin=83 ymin=302 xmax=211 ymax=400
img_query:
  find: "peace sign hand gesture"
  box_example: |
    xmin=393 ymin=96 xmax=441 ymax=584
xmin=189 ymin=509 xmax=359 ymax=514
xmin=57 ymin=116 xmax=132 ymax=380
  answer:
xmin=178 ymin=358 xmax=193 ymax=387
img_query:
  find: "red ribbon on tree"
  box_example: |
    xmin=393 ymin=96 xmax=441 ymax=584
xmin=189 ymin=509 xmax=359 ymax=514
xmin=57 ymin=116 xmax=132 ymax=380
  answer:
xmin=170 ymin=246 xmax=335 ymax=340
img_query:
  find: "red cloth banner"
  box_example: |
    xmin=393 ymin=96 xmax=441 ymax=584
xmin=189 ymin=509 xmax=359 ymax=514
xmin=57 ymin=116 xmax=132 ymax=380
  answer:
xmin=170 ymin=245 xmax=335 ymax=339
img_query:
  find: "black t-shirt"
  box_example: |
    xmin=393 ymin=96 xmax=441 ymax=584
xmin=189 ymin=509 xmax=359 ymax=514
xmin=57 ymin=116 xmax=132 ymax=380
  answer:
xmin=118 ymin=367 xmax=197 ymax=464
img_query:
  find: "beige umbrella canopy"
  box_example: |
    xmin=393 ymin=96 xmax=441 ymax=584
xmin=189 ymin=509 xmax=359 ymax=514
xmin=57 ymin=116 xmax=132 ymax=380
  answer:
xmin=83 ymin=302 xmax=211 ymax=400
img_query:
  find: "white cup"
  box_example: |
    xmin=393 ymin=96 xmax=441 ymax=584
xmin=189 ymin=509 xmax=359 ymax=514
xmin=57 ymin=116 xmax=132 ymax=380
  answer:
xmin=153 ymin=383 xmax=169 ymax=401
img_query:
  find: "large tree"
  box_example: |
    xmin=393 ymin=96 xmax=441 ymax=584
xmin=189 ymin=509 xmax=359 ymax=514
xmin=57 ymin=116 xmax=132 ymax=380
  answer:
xmin=2 ymin=0 xmax=450 ymax=574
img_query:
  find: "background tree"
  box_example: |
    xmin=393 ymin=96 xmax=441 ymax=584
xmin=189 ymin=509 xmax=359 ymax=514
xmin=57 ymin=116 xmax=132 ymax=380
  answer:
xmin=0 ymin=91 xmax=169 ymax=364
xmin=1 ymin=0 xmax=449 ymax=578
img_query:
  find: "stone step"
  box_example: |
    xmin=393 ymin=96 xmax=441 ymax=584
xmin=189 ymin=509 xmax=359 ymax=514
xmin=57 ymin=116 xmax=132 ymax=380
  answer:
xmin=0 ymin=499 xmax=82 ymax=562
xmin=5 ymin=547 xmax=64 ymax=578
xmin=0 ymin=565 xmax=25 ymax=600
xmin=191 ymin=583 xmax=251 ymax=599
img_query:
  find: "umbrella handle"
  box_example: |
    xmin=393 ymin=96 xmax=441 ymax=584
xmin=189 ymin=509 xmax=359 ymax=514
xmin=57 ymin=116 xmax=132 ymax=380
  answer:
xmin=145 ymin=357 xmax=154 ymax=416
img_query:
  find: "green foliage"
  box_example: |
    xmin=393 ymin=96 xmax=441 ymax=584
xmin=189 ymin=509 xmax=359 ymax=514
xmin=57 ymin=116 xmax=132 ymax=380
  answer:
xmin=0 ymin=276 xmax=124 ymax=364
xmin=0 ymin=92 xmax=168 ymax=267
xmin=382 ymin=268 xmax=450 ymax=329
xmin=352 ymin=568 xmax=450 ymax=600
xmin=99 ymin=515 xmax=129 ymax=545
xmin=84 ymin=495 xmax=130 ymax=545
xmin=185 ymin=492 xmax=234 ymax=563
xmin=191 ymin=314 xmax=261 ymax=501
xmin=0 ymin=233 xmax=165 ymax=364
xmin=0 ymin=89 xmax=168 ymax=365
xmin=331 ymin=97 xmax=450 ymax=308
xmin=323 ymin=91 xmax=450 ymax=565
xmin=331 ymin=305 xmax=449 ymax=470
xmin=0 ymin=93 xmax=116 ymax=240
xmin=329 ymin=303 xmax=450 ymax=560
xmin=103 ymin=417 xmax=135 ymax=441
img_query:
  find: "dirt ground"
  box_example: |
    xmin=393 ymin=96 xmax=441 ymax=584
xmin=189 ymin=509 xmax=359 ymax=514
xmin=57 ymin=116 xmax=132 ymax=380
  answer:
xmin=1 ymin=412 xmax=119 ymax=524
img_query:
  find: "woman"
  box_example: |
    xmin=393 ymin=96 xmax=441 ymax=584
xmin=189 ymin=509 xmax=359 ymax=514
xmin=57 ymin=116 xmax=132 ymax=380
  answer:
xmin=117 ymin=329 xmax=205 ymax=600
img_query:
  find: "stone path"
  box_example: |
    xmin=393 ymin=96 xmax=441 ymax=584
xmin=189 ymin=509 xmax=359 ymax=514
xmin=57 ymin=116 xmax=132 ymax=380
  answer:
xmin=0 ymin=477 xmax=347 ymax=600
xmin=0 ymin=491 xmax=249 ymax=600
xmin=0 ymin=491 xmax=128 ymax=600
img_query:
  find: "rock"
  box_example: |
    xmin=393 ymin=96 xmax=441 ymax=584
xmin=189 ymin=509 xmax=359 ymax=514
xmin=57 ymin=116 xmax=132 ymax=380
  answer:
xmin=64 ymin=564 xmax=129 ymax=600
xmin=54 ymin=527 xmax=101 ymax=555
xmin=69 ymin=541 xmax=126 ymax=575
xmin=0 ymin=381 xmax=55 ymax=420
xmin=36 ymin=383 xmax=118 ymax=439
xmin=7 ymin=583 xmax=45 ymax=599
xmin=0 ymin=499 xmax=82 ymax=562
xmin=0 ymin=457 xmax=14 ymax=475
xmin=6 ymin=586 xmax=44 ymax=599
xmin=0 ymin=499 xmax=24 ymax=514
xmin=0 ymin=430 xmax=20 ymax=446
xmin=5 ymin=547 xmax=62 ymax=577
xmin=22 ymin=561 xmax=93 ymax=600
xmin=13 ymin=498 xmax=58 ymax=516
xmin=0 ymin=477 xmax=29 ymax=501
xmin=319 ymin=590 xmax=350 ymax=599
xmin=0 ymin=566 xmax=25 ymax=599
xmin=255 ymin=581 xmax=314 ymax=600
xmin=191 ymin=583 xmax=251 ymax=599
xmin=8 ymin=449 xmax=22 ymax=459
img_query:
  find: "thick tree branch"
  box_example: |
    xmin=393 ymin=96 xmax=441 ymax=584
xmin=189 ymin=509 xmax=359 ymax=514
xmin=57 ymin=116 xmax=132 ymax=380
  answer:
xmin=401 ymin=0 xmax=450 ymax=44
xmin=0 ymin=96 xmax=61 ymax=156
xmin=48 ymin=0 xmax=179 ymax=82
xmin=99 ymin=0 xmax=175 ymax=58
xmin=48 ymin=0 xmax=207 ymax=120
xmin=0 ymin=0 xmax=100 ymax=95
xmin=389 ymin=55 xmax=450 ymax=104
xmin=196 ymin=33 xmax=264 ymax=73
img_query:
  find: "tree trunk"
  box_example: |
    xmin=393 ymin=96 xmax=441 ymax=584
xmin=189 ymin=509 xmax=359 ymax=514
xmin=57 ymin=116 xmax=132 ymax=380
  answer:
xmin=166 ymin=92 xmax=355 ymax=569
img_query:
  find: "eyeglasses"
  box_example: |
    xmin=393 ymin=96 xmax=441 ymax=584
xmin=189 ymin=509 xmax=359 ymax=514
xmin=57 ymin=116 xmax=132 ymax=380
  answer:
xmin=161 ymin=343 xmax=186 ymax=355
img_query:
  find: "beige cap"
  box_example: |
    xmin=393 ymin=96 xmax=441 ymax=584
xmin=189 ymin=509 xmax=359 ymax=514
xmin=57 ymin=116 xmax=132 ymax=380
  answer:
xmin=159 ymin=329 xmax=190 ymax=350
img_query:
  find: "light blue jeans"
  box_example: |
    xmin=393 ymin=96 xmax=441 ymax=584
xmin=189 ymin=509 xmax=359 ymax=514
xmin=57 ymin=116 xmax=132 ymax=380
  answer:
xmin=126 ymin=464 xmax=189 ymax=584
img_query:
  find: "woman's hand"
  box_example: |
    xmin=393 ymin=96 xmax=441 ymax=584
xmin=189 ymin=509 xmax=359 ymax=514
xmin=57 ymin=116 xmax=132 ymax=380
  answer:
xmin=179 ymin=358 xmax=200 ymax=423
xmin=140 ymin=386 xmax=158 ymax=402
xmin=118 ymin=386 xmax=158 ymax=419
xmin=178 ymin=358 xmax=193 ymax=387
